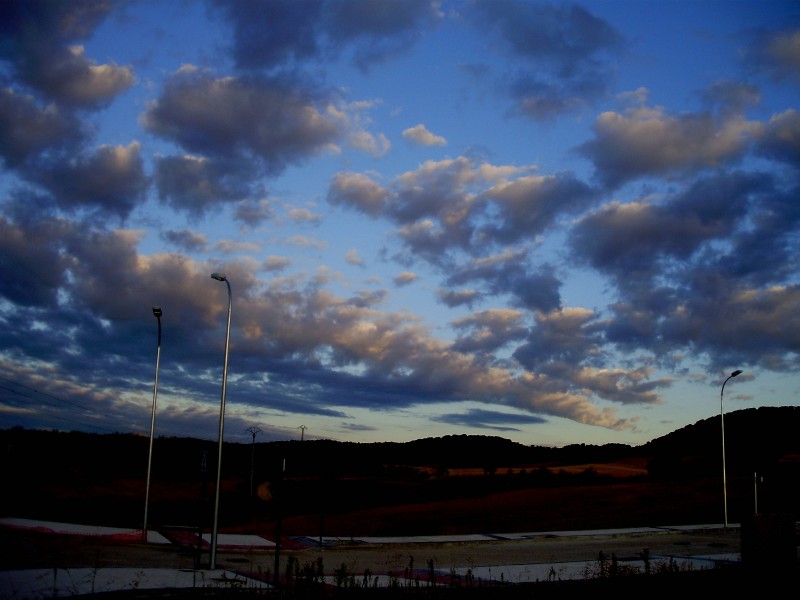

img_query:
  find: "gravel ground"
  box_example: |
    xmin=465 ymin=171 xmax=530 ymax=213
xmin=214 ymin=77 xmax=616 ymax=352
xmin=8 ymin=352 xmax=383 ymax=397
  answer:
xmin=0 ymin=523 xmax=744 ymax=576
xmin=3 ymin=521 xmax=799 ymax=597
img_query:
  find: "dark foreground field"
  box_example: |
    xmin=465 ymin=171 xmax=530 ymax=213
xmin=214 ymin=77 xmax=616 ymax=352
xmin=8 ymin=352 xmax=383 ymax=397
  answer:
xmin=2 ymin=425 xmax=799 ymax=596
xmin=1 ymin=468 xmax=785 ymax=538
xmin=3 ymin=421 xmax=799 ymax=538
xmin=2 ymin=471 xmax=798 ymax=598
xmin=0 ymin=517 xmax=795 ymax=598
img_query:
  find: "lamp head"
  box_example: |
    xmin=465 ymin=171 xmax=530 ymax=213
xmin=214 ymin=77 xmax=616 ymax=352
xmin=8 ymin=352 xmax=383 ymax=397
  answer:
xmin=731 ymin=369 xmax=742 ymax=377
xmin=211 ymin=272 xmax=227 ymax=281
xmin=152 ymin=306 xmax=162 ymax=318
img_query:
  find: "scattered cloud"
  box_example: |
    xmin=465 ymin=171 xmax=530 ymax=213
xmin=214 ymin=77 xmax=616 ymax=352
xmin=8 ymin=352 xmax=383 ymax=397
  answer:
xmin=0 ymin=0 xmax=796 ymax=446
xmin=402 ymin=124 xmax=446 ymax=146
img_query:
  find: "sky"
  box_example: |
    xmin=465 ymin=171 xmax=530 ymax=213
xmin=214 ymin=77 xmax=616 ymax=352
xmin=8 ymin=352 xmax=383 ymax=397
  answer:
xmin=0 ymin=0 xmax=798 ymax=448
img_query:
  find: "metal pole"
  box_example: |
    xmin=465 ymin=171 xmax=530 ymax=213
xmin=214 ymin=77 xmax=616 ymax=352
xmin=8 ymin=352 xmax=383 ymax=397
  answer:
xmin=273 ymin=457 xmax=285 ymax=588
xmin=210 ymin=274 xmax=232 ymax=569
xmin=720 ymin=369 xmax=742 ymax=529
xmin=754 ymin=472 xmax=758 ymax=514
xmin=246 ymin=426 xmax=262 ymax=497
xmin=143 ymin=306 xmax=162 ymax=540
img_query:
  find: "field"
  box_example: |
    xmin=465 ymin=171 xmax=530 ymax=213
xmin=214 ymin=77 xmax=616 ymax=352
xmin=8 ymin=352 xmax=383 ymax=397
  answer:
xmin=4 ymin=458 xmax=725 ymax=538
xmin=2 ymin=425 xmax=798 ymax=596
xmin=3 ymin=421 xmax=798 ymax=538
xmin=274 ymin=478 xmax=724 ymax=541
xmin=2 ymin=449 xmax=798 ymax=597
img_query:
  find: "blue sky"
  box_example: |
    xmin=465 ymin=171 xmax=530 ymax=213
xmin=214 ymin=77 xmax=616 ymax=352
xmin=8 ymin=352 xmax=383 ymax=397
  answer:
xmin=1 ymin=0 xmax=798 ymax=447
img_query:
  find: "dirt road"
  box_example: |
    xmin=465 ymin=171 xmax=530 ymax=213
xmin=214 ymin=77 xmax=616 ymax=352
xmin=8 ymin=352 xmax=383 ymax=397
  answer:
xmin=3 ymin=521 xmax=799 ymax=597
xmin=1 ymin=524 xmax=742 ymax=577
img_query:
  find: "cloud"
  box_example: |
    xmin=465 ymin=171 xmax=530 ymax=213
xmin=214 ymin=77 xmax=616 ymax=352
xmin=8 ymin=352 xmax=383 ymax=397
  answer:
xmin=2 ymin=1 xmax=799 ymax=446
xmin=566 ymin=166 xmax=800 ymax=372
xmin=210 ymin=0 xmax=443 ymax=72
xmin=0 ymin=214 xmax=71 ymax=306
xmin=288 ymin=207 xmax=323 ymax=224
xmin=402 ymin=124 xmax=446 ymax=146
xmin=329 ymin=157 xmax=596 ymax=273
xmin=445 ymin=249 xmax=562 ymax=312
xmin=451 ymin=309 xmax=527 ymax=353
xmin=327 ymin=172 xmax=389 ymax=217
xmin=393 ymin=271 xmax=417 ymax=286
xmin=215 ymin=240 xmax=260 ymax=254
xmin=161 ymin=229 xmax=208 ymax=253
xmin=346 ymin=248 xmax=365 ymax=267
xmin=285 ymin=235 xmax=327 ymax=249
xmin=465 ymin=0 xmax=624 ymax=120
xmin=142 ymin=68 xmax=346 ymax=175
xmin=701 ymin=80 xmax=761 ymax=115
xmin=323 ymin=0 xmax=444 ymax=71
xmin=348 ymin=130 xmax=391 ymax=157
xmin=513 ymin=307 xmax=603 ymax=369
xmin=572 ymin=366 xmax=666 ymax=406
xmin=0 ymin=210 xmax=640 ymax=433
xmin=741 ymin=25 xmax=800 ymax=83
xmin=480 ymin=172 xmax=599 ymax=244
xmin=33 ymin=44 xmax=136 ymax=109
xmin=229 ymin=281 xmax=634 ymax=429
xmin=569 ymin=171 xmax=774 ymax=286
xmin=263 ymin=255 xmax=292 ymax=272
xmin=437 ymin=288 xmax=480 ymax=308
xmin=34 ymin=142 xmax=147 ymax=220
xmin=338 ymin=421 xmax=378 ymax=433
xmin=756 ymin=109 xmax=800 ymax=166
xmin=0 ymin=87 xmax=85 ymax=168
xmin=154 ymin=155 xmax=254 ymax=217
xmin=433 ymin=408 xmax=548 ymax=431
xmin=0 ymin=1 xmax=134 ymax=108
xmin=208 ymin=0 xmax=325 ymax=70
xmin=578 ymin=106 xmax=761 ymax=189
xmin=234 ymin=198 xmax=274 ymax=227
xmin=659 ymin=284 xmax=800 ymax=372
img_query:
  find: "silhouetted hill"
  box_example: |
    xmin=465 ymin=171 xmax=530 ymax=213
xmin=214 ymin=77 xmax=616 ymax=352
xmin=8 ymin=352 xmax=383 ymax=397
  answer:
xmin=3 ymin=407 xmax=800 ymax=480
xmin=641 ymin=406 xmax=800 ymax=479
xmin=2 ymin=407 xmax=798 ymax=532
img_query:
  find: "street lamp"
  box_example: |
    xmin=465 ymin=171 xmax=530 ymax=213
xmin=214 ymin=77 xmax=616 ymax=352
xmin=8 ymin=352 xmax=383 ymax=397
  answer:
xmin=720 ymin=369 xmax=742 ymax=528
xmin=210 ymin=273 xmax=232 ymax=569
xmin=143 ymin=306 xmax=162 ymax=541
xmin=246 ymin=426 xmax=262 ymax=497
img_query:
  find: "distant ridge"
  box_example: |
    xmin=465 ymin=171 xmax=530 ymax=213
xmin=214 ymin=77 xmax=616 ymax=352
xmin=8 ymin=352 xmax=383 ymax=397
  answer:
xmin=1 ymin=407 xmax=798 ymax=532
xmin=3 ymin=406 xmax=799 ymax=476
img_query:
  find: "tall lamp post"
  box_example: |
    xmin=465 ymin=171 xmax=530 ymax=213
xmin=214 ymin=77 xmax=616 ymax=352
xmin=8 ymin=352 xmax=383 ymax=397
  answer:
xmin=210 ymin=273 xmax=232 ymax=569
xmin=143 ymin=306 xmax=162 ymax=541
xmin=720 ymin=369 xmax=742 ymax=528
xmin=246 ymin=426 xmax=262 ymax=497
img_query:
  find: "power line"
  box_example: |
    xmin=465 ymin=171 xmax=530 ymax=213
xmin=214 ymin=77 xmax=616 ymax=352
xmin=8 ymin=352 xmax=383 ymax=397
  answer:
xmin=0 ymin=377 xmax=98 ymax=413
xmin=0 ymin=376 xmax=187 ymax=437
